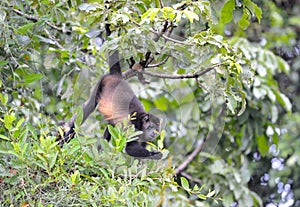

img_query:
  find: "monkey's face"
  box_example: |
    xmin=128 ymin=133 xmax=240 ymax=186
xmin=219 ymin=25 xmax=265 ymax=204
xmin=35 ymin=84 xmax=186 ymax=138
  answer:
xmin=140 ymin=114 xmax=161 ymax=142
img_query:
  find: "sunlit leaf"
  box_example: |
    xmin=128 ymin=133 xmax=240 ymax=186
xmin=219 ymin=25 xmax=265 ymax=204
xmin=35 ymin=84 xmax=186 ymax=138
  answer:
xmin=220 ymin=0 xmax=235 ymax=23
xmin=0 ymin=134 xmax=10 ymax=141
xmin=183 ymin=10 xmax=199 ymax=23
xmin=238 ymin=9 xmax=251 ymax=29
xmin=181 ymin=177 xmax=190 ymax=190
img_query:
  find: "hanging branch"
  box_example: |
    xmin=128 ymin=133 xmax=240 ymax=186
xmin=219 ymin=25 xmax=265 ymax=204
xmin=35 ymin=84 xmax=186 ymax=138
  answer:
xmin=175 ymin=105 xmax=226 ymax=175
xmin=174 ymin=139 xmax=205 ymax=175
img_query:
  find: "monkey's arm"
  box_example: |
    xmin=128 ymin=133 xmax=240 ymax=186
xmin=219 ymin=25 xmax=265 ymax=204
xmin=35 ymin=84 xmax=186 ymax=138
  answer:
xmin=125 ymin=141 xmax=162 ymax=160
xmin=58 ymin=79 xmax=101 ymax=144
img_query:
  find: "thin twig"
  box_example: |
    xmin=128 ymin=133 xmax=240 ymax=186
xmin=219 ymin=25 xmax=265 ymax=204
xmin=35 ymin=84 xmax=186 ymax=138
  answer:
xmin=147 ymin=56 xmax=170 ymax=68
xmin=142 ymin=21 xmax=169 ymax=68
xmin=150 ymin=29 xmax=193 ymax=46
xmin=12 ymin=9 xmax=69 ymax=33
xmin=158 ymin=0 xmax=164 ymax=8
xmin=162 ymin=34 xmax=193 ymax=46
xmin=12 ymin=9 xmax=38 ymax=21
xmin=44 ymin=29 xmax=63 ymax=49
xmin=142 ymin=63 xmax=223 ymax=79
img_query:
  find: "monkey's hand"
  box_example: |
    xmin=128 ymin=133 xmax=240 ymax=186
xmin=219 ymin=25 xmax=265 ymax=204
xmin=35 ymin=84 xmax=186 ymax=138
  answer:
xmin=143 ymin=151 xmax=163 ymax=160
xmin=146 ymin=151 xmax=162 ymax=160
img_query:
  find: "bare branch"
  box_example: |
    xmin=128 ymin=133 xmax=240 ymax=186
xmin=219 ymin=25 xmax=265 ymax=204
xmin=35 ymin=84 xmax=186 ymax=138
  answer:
xmin=147 ymin=56 xmax=170 ymax=68
xmin=180 ymin=172 xmax=202 ymax=184
xmin=175 ymin=139 xmax=205 ymax=175
xmin=12 ymin=9 xmax=38 ymax=21
xmin=175 ymin=105 xmax=226 ymax=175
xmin=122 ymin=69 xmax=138 ymax=80
xmin=158 ymin=0 xmax=164 ymax=8
xmin=150 ymin=29 xmax=193 ymax=46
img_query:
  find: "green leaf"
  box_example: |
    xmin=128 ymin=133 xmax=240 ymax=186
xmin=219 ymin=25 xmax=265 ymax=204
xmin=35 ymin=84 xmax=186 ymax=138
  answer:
xmin=84 ymin=138 xmax=98 ymax=145
xmin=99 ymin=139 xmax=110 ymax=153
xmin=16 ymin=23 xmax=35 ymax=35
xmin=118 ymin=138 xmax=126 ymax=152
xmin=49 ymin=151 xmax=58 ymax=170
xmin=238 ymin=9 xmax=251 ymax=29
xmin=180 ymin=177 xmax=190 ymax=190
xmin=108 ymin=125 xmax=119 ymax=139
xmin=244 ymin=0 xmax=262 ymax=23
xmin=16 ymin=118 xmax=25 ymax=128
xmin=272 ymin=89 xmax=292 ymax=113
xmin=226 ymin=93 xmax=237 ymax=114
xmin=198 ymin=194 xmax=207 ymax=200
xmin=142 ymin=8 xmax=160 ymax=21
xmin=157 ymin=139 xmax=163 ymax=149
xmin=220 ymin=0 xmax=235 ymax=23
xmin=276 ymin=56 xmax=290 ymax=73
xmin=0 ymin=134 xmax=10 ymax=141
xmin=75 ymin=107 xmax=84 ymax=127
xmin=35 ymin=35 xmax=56 ymax=44
xmin=23 ymin=74 xmax=43 ymax=84
xmin=0 ymin=60 xmax=8 ymax=66
xmin=154 ymin=96 xmax=169 ymax=111
xmin=162 ymin=7 xmax=176 ymax=20
xmin=256 ymin=134 xmax=269 ymax=156
xmin=0 ymin=93 xmax=8 ymax=106
xmin=3 ymin=113 xmax=16 ymax=130
xmin=27 ymin=123 xmax=37 ymax=140
xmin=183 ymin=10 xmax=199 ymax=23
xmin=206 ymin=190 xmax=216 ymax=198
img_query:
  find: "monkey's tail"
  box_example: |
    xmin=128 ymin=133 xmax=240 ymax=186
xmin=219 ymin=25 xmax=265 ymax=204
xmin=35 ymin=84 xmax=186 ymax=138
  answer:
xmin=105 ymin=24 xmax=122 ymax=76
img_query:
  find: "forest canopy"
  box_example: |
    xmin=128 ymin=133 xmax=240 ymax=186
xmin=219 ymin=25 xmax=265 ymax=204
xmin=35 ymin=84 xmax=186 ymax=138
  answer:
xmin=0 ymin=0 xmax=299 ymax=206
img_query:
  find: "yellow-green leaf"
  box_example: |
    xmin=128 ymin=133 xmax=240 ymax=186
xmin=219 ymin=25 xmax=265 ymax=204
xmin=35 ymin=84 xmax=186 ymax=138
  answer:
xmin=183 ymin=10 xmax=199 ymax=23
xmin=220 ymin=0 xmax=235 ymax=23
xmin=16 ymin=22 xmax=35 ymax=35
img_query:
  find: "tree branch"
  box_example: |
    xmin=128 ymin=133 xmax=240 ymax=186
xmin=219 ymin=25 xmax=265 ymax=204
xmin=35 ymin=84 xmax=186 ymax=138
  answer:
xmin=180 ymin=172 xmax=202 ymax=184
xmin=175 ymin=139 xmax=205 ymax=175
xmin=161 ymin=34 xmax=193 ymax=46
xmin=142 ymin=63 xmax=223 ymax=79
xmin=12 ymin=9 xmax=70 ymax=33
xmin=147 ymin=56 xmax=169 ymax=68
xmin=175 ymin=105 xmax=226 ymax=175
xmin=44 ymin=29 xmax=63 ymax=49
xmin=158 ymin=0 xmax=164 ymax=8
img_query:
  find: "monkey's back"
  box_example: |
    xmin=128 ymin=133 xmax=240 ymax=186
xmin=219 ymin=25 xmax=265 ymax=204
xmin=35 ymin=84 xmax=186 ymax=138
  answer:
xmin=97 ymin=75 xmax=145 ymax=125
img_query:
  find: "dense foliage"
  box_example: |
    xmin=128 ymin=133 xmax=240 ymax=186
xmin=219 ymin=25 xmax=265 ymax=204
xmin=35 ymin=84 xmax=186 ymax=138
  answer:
xmin=0 ymin=0 xmax=299 ymax=206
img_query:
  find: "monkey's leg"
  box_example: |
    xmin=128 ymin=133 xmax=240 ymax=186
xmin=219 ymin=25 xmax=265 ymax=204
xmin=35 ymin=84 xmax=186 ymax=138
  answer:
xmin=103 ymin=127 xmax=111 ymax=141
xmin=125 ymin=141 xmax=162 ymax=160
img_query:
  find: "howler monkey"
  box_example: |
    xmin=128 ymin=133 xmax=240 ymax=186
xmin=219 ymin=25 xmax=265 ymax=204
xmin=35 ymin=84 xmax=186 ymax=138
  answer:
xmin=95 ymin=50 xmax=162 ymax=160
xmin=59 ymin=25 xmax=162 ymax=160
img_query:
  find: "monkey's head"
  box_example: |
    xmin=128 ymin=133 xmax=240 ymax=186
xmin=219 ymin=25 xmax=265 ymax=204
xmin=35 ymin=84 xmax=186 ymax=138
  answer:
xmin=139 ymin=113 xmax=161 ymax=142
